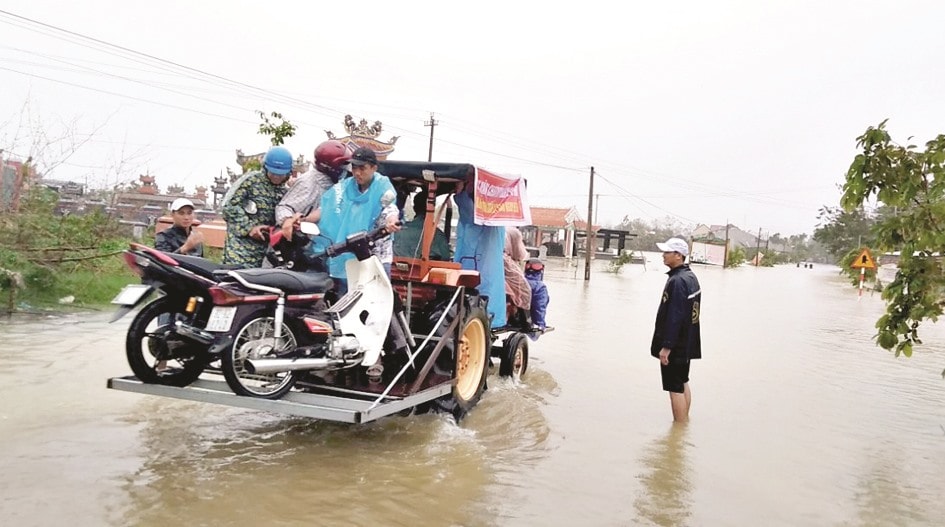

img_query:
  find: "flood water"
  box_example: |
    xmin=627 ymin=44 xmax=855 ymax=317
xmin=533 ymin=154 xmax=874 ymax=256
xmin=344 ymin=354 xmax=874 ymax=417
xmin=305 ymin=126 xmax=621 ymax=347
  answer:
xmin=1 ymin=257 xmax=944 ymax=526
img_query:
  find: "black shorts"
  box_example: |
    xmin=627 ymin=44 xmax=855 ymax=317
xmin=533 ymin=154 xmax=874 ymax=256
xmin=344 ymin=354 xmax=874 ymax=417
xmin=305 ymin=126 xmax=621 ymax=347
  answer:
xmin=660 ymin=360 xmax=690 ymax=393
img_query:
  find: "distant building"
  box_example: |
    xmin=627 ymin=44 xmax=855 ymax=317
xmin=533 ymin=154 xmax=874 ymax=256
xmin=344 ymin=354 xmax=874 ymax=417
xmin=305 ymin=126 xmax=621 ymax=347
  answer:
xmin=526 ymin=206 xmax=583 ymax=257
xmin=691 ymin=223 xmax=787 ymax=251
xmin=325 ymin=114 xmax=400 ymax=159
xmin=108 ymin=175 xmax=210 ymax=225
xmin=523 ymin=206 xmax=630 ymax=259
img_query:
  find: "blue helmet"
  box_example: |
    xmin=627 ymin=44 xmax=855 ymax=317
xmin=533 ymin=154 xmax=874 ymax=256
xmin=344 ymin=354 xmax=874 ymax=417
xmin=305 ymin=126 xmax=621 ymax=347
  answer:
xmin=263 ymin=146 xmax=293 ymax=176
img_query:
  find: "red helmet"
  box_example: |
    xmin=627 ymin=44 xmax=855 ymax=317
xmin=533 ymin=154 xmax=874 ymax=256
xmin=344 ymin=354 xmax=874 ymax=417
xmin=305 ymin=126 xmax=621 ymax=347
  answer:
xmin=314 ymin=140 xmax=353 ymax=181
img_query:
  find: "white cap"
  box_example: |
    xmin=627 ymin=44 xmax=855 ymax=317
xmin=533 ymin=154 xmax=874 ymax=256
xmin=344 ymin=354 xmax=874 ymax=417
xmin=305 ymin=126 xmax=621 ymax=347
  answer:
xmin=656 ymin=237 xmax=689 ymax=257
xmin=170 ymin=197 xmax=195 ymax=212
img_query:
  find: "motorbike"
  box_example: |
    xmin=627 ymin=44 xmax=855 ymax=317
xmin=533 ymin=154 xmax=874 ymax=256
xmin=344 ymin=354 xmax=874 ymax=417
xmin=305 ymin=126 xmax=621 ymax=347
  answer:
xmin=213 ymin=223 xmax=412 ymax=399
xmin=111 ymin=223 xmax=320 ymax=388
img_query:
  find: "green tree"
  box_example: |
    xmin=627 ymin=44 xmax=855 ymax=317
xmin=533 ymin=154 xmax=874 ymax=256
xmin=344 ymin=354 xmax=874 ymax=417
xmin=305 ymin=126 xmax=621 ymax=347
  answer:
xmin=257 ymin=111 xmax=296 ymax=146
xmin=812 ymin=206 xmax=875 ymax=260
xmin=842 ymin=120 xmax=945 ymax=365
xmin=616 ymin=216 xmax=688 ymax=252
xmin=726 ymin=246 xmax=745 ymax=268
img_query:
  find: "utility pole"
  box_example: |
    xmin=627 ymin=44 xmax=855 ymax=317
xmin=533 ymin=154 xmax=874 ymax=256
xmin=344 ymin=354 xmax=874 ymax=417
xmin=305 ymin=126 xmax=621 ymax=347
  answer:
xmin=424 ymin=112 xmax=438 ymax=162
xmin=723 ymin=221 xmax=731 ymax=268
xmin=585 ymin=166 xmax=595 ymax=281
xmin=756 ymin=227 xmax=762 ymax=266
xmin=594 ymin=193 xmax=600 ymax=226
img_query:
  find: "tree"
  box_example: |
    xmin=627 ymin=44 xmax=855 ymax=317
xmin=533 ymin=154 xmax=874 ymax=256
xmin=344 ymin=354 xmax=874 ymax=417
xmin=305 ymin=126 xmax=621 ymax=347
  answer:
xmin=726 ymin=246 xmax=745 ymax=268
xmin=842 ymin=120 xmax=945 ymax=365
xmin=257 ymin=111 xmax=296 ymax=146
xmin=812 ymin=205 xmax=876 ymax=260
xmin=616 ymin=216 xmax=690 ymax=252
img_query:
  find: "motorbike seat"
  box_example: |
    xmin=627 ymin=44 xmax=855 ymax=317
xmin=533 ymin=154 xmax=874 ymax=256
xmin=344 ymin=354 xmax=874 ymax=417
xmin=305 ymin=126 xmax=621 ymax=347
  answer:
xmin=172 ymin=253 xmax=240 ymax=280
xmin=227 ymin=268 xmax=335 ymax=294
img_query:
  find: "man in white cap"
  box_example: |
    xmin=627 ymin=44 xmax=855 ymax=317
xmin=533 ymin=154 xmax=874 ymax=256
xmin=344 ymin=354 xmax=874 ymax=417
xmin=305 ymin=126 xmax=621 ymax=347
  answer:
xmin=155 ymin=198 xmax=204 ymax=257
xmin=651 ymin=237 xmax=701 ymax=422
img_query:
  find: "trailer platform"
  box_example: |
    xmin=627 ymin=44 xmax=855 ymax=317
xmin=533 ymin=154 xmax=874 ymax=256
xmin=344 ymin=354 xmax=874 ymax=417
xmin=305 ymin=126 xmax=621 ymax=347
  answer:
xmin=107 ymin=376 xmax=452 ymax=424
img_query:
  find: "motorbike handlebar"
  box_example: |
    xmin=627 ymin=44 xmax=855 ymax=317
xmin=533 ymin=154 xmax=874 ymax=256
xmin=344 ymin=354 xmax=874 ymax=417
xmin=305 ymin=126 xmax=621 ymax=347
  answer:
xmin=323 ymin=222 xmax=401 ymax=259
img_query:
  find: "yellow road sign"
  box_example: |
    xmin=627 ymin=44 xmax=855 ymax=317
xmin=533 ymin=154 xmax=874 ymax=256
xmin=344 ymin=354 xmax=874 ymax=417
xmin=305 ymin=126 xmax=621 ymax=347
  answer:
xmin=850 ymin=248 xmax=877 ymax=270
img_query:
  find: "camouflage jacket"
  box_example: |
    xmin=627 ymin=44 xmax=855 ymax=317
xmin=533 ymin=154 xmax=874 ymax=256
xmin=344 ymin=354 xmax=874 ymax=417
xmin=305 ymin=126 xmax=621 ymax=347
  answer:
xmin=221 ymin=171 xmax=287 ymax=268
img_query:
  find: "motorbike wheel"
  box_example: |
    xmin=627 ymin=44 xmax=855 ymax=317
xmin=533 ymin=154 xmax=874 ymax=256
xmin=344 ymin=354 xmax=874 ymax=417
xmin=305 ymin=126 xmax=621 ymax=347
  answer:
xmin=126 ymin=296 xmax=206 ymax=387
xmin=499 ymin=333 xmax=529 ymax=380
xmin=427 ymin=299 xmax=490 ymax=420
xmin=221 ymin=315 xmax=298 ymax=399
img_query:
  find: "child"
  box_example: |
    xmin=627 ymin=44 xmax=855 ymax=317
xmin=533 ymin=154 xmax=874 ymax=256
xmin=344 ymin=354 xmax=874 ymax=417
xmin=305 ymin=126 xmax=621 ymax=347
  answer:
xmin=524 ymin=258 xmax=549 ymax=331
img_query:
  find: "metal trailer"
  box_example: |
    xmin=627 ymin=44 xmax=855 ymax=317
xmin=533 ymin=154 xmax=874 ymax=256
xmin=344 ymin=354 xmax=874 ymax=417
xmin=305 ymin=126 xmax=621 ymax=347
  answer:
xmin=108 ymin=282 xmax=484 ymax=423
xmin=107 ymin=376 xmax=452 ymax=424
xmin=107 ymin=160 xmax=551 ymax=422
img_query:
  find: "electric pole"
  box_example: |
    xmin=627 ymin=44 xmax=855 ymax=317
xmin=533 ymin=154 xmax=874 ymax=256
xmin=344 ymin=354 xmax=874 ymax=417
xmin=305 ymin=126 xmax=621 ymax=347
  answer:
xmin=756 ymin=227 xmax=762 ymax=266
xmin=595 ymin=193 xmax=600 ymax=226
xmin=424 ymin=112 xmax=438 ymax=162
xmin=585 ymin=166 xmax=595 ymax=281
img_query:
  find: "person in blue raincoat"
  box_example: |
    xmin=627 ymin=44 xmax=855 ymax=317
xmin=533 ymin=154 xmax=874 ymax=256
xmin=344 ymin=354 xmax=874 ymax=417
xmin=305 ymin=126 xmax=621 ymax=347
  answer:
xmin=524 ymin=258 xmax=549 ymax=330
xmin=452 ymin=182 xmax=507 ymax=328
xmin=316 ymin=147 xmax=400 ymax=292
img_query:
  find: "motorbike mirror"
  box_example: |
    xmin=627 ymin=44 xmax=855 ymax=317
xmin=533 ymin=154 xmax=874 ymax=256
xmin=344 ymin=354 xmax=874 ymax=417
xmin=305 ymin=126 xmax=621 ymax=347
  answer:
xmin=299 ymin=222 xmax=320 ymax=236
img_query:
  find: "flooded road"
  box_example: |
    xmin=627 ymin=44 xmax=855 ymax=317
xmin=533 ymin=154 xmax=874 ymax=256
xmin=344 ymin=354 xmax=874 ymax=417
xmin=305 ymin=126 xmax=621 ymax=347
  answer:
xmin=1 ymin=258 xmax=944 ymax=526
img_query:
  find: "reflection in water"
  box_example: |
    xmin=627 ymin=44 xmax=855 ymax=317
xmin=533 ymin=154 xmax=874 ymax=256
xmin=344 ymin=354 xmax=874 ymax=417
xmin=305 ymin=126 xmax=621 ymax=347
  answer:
xmin=4 ymin=263 xmax=945 ymax=525
xmin=119 ymin=370 xmax=556 ymax=527
xmin=122 ymin=409 xmax=482 ymax=526
xmin=634 ymin=424 xmax=692 ymax=527
xmin=853 ymin=446 xmax=931 ymax=527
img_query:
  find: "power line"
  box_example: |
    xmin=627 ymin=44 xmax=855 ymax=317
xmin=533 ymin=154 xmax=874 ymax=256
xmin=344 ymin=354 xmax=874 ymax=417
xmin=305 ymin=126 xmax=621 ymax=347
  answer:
xmin=0 ymin=65 xmax=258 ymax=124
xmin=0 ymin=55 xmax=266 ymax=117
xmin=596 ymin=172 xmax=699 ymax=224
xmin=0 ymin=9 xmax=342 ymax=114
xmin=0 ymin=8 xmax=832 ymax=223
xmin=0 ymin=11 xmax=720 ymax=184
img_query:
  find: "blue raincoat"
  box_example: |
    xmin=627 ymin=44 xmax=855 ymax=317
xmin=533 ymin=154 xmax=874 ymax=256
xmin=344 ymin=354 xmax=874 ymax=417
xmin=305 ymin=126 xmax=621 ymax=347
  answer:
xmin=316 ymin=173 xmax=396 ymax=279
xmin=453 ymin=189 xmax=507 ymax=327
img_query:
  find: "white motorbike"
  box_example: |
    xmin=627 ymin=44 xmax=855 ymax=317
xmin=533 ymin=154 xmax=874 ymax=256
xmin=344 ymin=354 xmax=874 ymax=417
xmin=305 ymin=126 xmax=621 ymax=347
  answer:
xmin=214 ymin=222 xmax=413 ymax=399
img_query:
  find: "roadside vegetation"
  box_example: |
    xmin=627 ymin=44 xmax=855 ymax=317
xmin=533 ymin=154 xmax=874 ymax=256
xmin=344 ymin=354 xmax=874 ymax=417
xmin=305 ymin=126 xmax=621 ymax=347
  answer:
xmin=839 ymin=120 xmax=945 ymax=367
xmin=0 ymin=186 xmax=139 ymax=312
xmin=0 ymin=105 xmax=283 ymax=314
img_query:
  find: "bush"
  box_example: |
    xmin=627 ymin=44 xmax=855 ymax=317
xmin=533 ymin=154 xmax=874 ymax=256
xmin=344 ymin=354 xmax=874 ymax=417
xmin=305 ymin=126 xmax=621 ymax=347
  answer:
xmin=606 ymin=252 xmax=634 ymax=274
xmin=726 ymin=246 xmax=745 ymax=268
xmin=24 ymin=266 xmax=56 ymax=291
xmin=0 ymin=187 xmax=138 ymax=311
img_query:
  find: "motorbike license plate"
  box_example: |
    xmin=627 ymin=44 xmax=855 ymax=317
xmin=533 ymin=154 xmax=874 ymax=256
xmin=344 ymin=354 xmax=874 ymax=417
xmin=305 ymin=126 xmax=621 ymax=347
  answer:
xmin=205 ymin=306 xmax=238 ymax=332
xmin=111 ymin=284 xmax=152 ymax=306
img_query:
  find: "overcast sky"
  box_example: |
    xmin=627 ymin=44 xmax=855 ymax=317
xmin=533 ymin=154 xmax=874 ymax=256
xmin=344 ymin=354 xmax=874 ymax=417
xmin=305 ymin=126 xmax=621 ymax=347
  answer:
xmin=2 ymin=1 xmax=943 ymax=235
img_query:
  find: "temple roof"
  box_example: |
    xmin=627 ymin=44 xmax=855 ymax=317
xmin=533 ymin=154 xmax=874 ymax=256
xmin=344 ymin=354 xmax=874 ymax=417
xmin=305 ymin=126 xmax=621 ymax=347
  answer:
xmin=530 ymin=206 xmax=579 ymax=228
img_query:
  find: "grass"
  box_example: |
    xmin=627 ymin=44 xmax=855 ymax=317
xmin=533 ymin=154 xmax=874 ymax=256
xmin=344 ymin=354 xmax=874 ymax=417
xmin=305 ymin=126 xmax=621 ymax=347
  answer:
xmin=2 ymin=248 xmax=139 ymax=313
xmin=28 ymin=268 xmax=139 ymax=309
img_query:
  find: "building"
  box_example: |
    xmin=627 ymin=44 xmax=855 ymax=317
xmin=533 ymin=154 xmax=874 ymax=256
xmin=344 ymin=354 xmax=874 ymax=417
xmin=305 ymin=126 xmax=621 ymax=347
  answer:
xmin=525 ymin=206 xmax=582 ymax=257
xmin=109 ymin=175 xmax=211 ymax=225
xmin=325 ymin=114 xmax=400 ymax=159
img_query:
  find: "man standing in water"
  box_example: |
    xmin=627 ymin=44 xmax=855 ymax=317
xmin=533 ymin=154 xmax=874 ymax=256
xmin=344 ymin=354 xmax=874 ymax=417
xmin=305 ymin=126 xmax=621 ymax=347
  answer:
xmin=652 ymin=237 xmax=701 ymax=422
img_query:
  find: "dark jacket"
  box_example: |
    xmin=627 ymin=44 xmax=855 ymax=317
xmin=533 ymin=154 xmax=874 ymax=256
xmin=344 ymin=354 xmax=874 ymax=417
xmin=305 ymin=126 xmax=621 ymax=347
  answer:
xmin=155 ymin=225 xmax=203 ymax=257
xmin=651 ymin=264 xmax=701 ymax=362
